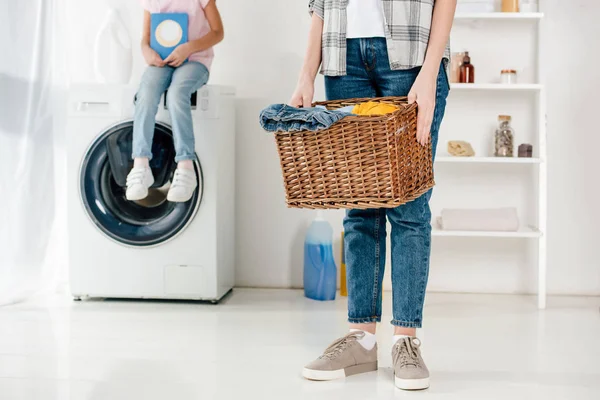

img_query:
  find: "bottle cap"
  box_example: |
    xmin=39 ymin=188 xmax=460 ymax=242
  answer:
xmin=315 ymin=210 xmax=325 ymax=221
xmin=498 ymin=115 xmax=512 ymax=121
xmin=501 ymin=69 xmax=517 ymax=74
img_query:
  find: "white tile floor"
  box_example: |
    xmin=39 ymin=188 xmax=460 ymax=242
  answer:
xmin=1 ymin=289 xmax=599 ymax=400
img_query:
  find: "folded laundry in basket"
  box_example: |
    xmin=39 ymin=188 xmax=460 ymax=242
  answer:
xmin=438 ymin=208 xmax=520 ymax=232
xmin=352 ymin=101 xmax=399 ymax=116
xmin=259 ymin=104 xmax=353 ymax=132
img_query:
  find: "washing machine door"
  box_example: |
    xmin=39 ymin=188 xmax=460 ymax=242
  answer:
xmin=80 ymin=121 xmax=202 ymax=247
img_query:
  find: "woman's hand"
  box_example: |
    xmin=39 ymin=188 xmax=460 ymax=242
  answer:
xmin=289 ymin=76 xmax=315 ymax=108
xmin=142 ymin=45 xmax=165 ymax=67
xmin=289 ymin=13 xmax=323 ymax=108
xmin=408 ymin=71 xmax=438 ymax=146
xmin=164 ymin=44 xmax=191 ymax=68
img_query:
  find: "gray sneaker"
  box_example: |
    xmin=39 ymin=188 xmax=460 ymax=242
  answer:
xmin=392 ymin=337 xmax=430 ymax=390
xmin=302 ymin=332 xmax=378 ymax=381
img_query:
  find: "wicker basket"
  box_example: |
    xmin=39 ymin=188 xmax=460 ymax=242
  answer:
xmin=273 ymin=96 xmax=434 ymax=209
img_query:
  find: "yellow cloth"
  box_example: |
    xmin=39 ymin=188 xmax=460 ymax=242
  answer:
xmin=351 ymin=101 xmax=399 ymax=116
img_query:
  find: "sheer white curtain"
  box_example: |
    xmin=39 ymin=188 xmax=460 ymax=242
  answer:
xmin=0 ymin=0 xmax=68 ymax=306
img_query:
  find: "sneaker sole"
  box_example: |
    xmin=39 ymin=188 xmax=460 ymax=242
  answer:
xmin=167 ymin=193 xmax=194 ymax=203
xmin=126 ymin=191 xmax=149 ymax=201
xmin=394 ymin=376 xmax=430 ymax=390
xmin=302 ymin=361 xmax=377 ymax=381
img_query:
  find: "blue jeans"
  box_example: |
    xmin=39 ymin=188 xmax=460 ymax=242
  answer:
xmin=259 ymin=104 xmax=352 ymax=132
xmin=325 ymin=38 xmax=449 ymax=328
xmin=132 ymin=61 xmax=209 ymax=162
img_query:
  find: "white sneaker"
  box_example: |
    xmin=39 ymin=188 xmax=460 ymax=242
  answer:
xmin=125 ymin=167 xmax=154 ymax=201
xmin=167 ymin=168 xmax=197 ymax=202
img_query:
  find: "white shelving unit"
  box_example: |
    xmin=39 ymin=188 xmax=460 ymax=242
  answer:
xmin=451 ymin=83 xmax=543 ymax=91
xmin=455 ymin=12 xmax=544 ymax=20
xmin=436 ymin=156 xmax=542 ymax=164
xmin=435 ymin=7 xmax=547 ymax=308
xmin=432 ymin=226 xmax=542 ymax=239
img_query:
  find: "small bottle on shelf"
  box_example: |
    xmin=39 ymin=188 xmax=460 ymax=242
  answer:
xmin=495 ymin=115 xmax=515 ymax=157
xmin=450 ymin=52 xmax=465 ymax=84
xmin=459 ymin=52 xmax=475 ymax=84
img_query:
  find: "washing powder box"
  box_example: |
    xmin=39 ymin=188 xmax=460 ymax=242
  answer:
xmin=151 ymin=13 xmax=188 ymax=60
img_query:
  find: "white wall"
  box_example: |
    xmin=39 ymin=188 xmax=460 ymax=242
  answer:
xmin=66 ymin=0 xmax=599 ymax=295
xmin=544 ymin=0 xmax=600 ymax=295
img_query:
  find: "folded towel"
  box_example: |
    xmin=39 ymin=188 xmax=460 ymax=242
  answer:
xmin=447 ymin=140 xmax=475 ymax=157
xmin=438 ymin=208 xmax=519 ymax=232
xmin=259 ymin=104 xmax=352 ymax=132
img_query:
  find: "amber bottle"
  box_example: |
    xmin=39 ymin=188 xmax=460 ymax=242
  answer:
xmin=459 ymin=52 xmax=475 ymax=84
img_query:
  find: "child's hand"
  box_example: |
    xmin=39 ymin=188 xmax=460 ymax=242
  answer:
xmin=143 ymin=46 xmax=165 ymax=67
xmin=164 ymin=44 xmax=190 ymax=68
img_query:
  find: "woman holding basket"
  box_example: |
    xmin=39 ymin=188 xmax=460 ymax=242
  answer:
xmin=291 ymin=0 xmax=456 ymax=390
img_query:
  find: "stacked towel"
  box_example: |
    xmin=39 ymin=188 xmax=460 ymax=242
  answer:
xmin=437 ymin=208 xmax=520 ymax=232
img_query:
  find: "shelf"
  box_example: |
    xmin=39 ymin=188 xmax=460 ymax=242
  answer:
xmin=454 ymin=12 xmax=544 ymax=20
xmin=436 ymin=157 xmax=542 ymax=164
xmin=432 ymin=226 xmax=542 ymax=238
xmin=450 ymin=83 xmax=543 ymax=91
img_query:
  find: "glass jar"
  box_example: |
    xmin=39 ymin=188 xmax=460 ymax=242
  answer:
xmin=501 ymin=69 xmax=517 ymax=84
xmin=495 ymin=115 xmax=514 ymax=157
xmin=450 ymin=52 xmax=465 ymax=84
xmin=502 ymin=0 xmax=519 ymax=12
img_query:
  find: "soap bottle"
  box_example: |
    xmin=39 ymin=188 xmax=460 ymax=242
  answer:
xmin=304 ymin=211 xmax=337 ymax=301
xmin=94 ymin=9 xmax=133 ymax=84
xmin=459 ymin=52 xmax=475 ymax=84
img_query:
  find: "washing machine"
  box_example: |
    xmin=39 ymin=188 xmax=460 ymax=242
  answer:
xmin=67 ymin=84 xmax=235 ymax=302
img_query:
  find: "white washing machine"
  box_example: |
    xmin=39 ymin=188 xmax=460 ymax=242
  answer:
xmin=67 ymin=84 xmax=235 ymax=302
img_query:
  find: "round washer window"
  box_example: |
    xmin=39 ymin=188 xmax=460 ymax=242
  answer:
xmin=80 ymin=121 xmax=202 ymax=247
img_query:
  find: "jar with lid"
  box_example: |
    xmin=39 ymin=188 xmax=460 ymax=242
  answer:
xmin=502 ymin=0 xmax=519 ymax=12
xmin=501 ymin=69 xmax=517 ymax=84
xmin=495 ymin=115 xmax=514 ymax=157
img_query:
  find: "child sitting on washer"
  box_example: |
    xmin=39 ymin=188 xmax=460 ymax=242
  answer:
xmin=126 ymin=0 xmax=223 ymax=202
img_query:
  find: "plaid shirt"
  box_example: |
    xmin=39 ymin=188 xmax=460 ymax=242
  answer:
xmin=309 ymin=0 xmax=451 ymax=76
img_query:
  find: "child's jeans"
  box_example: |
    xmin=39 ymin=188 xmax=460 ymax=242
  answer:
xmin=132 ymin=61 xmax=209 ymax=162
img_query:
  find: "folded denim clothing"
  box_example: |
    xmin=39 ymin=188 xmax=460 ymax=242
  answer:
xmin=438 ymin=208 xmax=520 ymax=232
xmin=259 ymin=104 xmax=353 ymax=132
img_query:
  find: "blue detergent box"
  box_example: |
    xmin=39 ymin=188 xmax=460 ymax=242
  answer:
xmin=150 ymin=13 xmax=188 ymax=60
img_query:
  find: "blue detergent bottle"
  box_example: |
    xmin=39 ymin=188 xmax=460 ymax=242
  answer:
xmin=304 ymin=211 xmax=337 ymax=301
